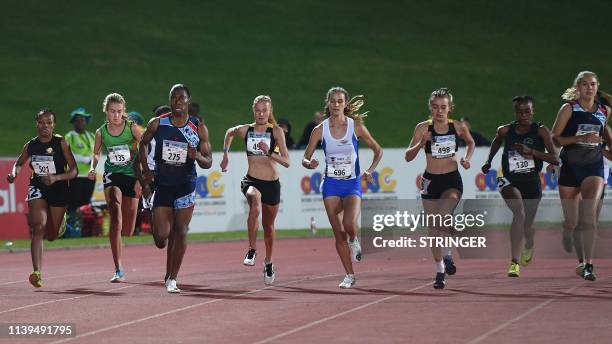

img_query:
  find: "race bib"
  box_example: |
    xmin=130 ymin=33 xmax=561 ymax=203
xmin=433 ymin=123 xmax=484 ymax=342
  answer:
xmin=508 ymin=150 xmax=535 ymax=173
xmin=246 ymin=132 xmax=271 ymax=156
xmin=162 ymin=140 xmax=188 ymax=165
xmin=576 ymin=124 xmax=601 ymax=148
xmin=431 ymin=135 xmax=456 ymax=158
xmin=31 ymin=155 xmax=56 ymax=176
xmin=108 ymin=145 xmax=131 ymax=166
xmin=326 ymin=154 xmax=352 ymax=179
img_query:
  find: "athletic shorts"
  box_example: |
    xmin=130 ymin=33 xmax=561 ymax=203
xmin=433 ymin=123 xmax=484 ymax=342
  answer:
xmin=26 ymin=181 xmax=69 ymax=207
xmin=420 ymin=170 xmax=463 ymax=200
xmin=321 ymin=177 xmax=362 ymax=199
xmin=497 ymin=176 xmax=542 ymax=200
xmin=103 ymin=172 xmax=137 ymax=198
xmin=153 ymin=182 xmax=196 ymax=209
xmin=558 ymin=161 xmax=604 ymax=188
xmin=240 ymin=175 xmax=281 ymax=206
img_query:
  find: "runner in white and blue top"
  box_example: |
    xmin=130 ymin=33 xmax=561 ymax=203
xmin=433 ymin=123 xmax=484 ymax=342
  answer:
xmin=552 ymin=71 xmax=611 ymax=281
xmin=138 ymin=84 xmax=213 ymax=293
xmin=302 ymin=87 xmax=383 ymax=289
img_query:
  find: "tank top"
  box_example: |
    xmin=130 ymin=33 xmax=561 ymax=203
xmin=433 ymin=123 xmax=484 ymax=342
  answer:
xmin=100 ymin=120 xmax=137 ymax=177
xmin=244 ymin=124 xmax=277 ymax=157
xmin=501 ymin=122 xmax=544 ymax=181
xmin=424 ymin=119 xmax=458 ymax=159
xmin=321 ymin=117 xmax=360 ymax=179
xmin=27 ymin=135 xmax=67 ymax=187
xmin=560 ymin=101 xmax=607 ymax=166
xmin=153 ymin=113 xmax=200 ymax=186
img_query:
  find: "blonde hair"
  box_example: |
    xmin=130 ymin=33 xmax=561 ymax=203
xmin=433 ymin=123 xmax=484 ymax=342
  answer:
xmin=324 ymin=86 xmax=369 ymax=123
xmin=252 ymin=95 xmax=277 ymax=126
xmin=102 ymin=93 xmax=126 ymax=112
xmin=428 ymin=88 xmax=455 ymax=112
xmin=561 ymin=71 xmax=599 ymax=101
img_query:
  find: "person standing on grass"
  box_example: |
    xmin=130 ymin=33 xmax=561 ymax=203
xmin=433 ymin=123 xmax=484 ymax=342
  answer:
xmin=482 ymin=96 xmax=558 ymax=277
xmin=89 ymin=93 xmax=142 ymax=283
xmin=404 ymin=88 xmax=475 ymax=289
xmin=302 ymin=86 xmax=382 ymax=289
xmin=7 ymin=108 xmax=77 ymax=288
xmin=65 ymin=107 xmax=96 ymax=236
xmin=139 ymin=84 xmax=212 ymax=293
xmin=552 ymin=71 xmax=610 ymax=281
xmin=220 ymin=95 xmax=290 ymax=285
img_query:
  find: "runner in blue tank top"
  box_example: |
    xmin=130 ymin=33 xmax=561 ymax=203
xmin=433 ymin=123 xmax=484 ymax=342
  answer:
xmin=138 ymin=84 xmax=213 ymax=293
xmin=302 ymin=87 xmax=383 ymax=289
xmin=552 ymin=71 xmax=611 ymax=281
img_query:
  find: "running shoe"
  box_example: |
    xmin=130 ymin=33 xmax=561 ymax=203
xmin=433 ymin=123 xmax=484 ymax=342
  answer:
xmin=443 ymin=255 xmax=456 ymax=275
xmin=508 ymin=262 xmax=520 ymax=277
xmin=110 ymin=270 xmax=125 ymax=283
xmin=520 ymin=247 xmax=533 ymax=266
xmin=583 ymin=263 xmax=597 ymax=281
xmin=433 ymin=272 xmax=446 ymax=289
xmin=575 ymin=262 xmax=585 ymax=277
xmin=562 ymin=230 xmax=573 ymax=253
xmin=339 ymin=274 xmax=356 ymax=289
xmin=348 ymin=237 xmax=362 ymax=262
xmin=29 ymin=271 xmax=42 ymax=288
xmin=243 ymin=248 xmax=257 ymax=266
xmin=166 ymin=279 xmax=181 ymax=293
xmin=263 ymin=262 xmax=276 ymax=285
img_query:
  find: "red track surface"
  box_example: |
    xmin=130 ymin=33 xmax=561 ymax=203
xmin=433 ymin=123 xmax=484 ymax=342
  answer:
xmin=0 ymin=236 xmax=611 ymax=343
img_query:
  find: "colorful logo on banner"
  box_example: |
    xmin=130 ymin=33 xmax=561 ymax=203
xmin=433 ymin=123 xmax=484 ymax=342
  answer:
xmin=196 ymin=171 xmax=224 ymax=198
xmin=301 ymin=167 xmax=397 ymax=194
xmin=473 ymin=168 xmax=557 ymax=191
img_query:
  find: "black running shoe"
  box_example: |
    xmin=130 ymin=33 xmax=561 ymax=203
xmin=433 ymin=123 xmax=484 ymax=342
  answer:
xmin=562 ymin=230 xmax=573 ymax=253
xmin=243 ymin=248 xmax=257 ymax=266
xmin=583 ymin=263 xmax=597 ymax=281
xmin=433 ymin=272 xmax=446 ymax=289
xmin=443 ymin=256 xmax=457 ymax=276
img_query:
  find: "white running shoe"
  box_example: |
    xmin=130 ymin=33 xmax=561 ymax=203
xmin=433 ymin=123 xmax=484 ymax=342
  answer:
xmin=166 ymin=279 xmax=181 ymax=293
xmin=263 ymin=263 xmax=276 ymax=285
xmin=338 ymin=274 xmax=356 ymax=289
xmin=348 ymin=238 xmax=362 ymax=262
xmin=110 ymin=270 xmax=125 ymax=283
xmin=243 ymin=248 xmax=257 ymax=266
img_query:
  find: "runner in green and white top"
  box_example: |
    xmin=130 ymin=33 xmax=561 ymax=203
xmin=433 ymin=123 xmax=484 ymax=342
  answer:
xmin=89 ymin=93 xmax=142 ymax=283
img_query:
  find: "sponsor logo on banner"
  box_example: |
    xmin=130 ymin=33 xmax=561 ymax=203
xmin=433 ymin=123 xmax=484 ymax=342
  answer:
xmin=196 ymin=171 xmax=224 ymax=198
xmin=300 ymin=167 xmax=397 ymax=195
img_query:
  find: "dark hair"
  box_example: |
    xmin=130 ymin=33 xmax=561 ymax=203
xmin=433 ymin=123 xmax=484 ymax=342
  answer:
xmin=188 ymin=102 xmax=200 ymax=116
xmin=598 ymin=91 xmax=611 ymax=107
xmin=169 ymin=84 xmax=191 ymax=100
xmin=35 ymin=108 xmax=56 ymax=123
xmin=152 ymin=105 xmax=171 ymax=117
xmin=512 ymin=95 xmax=535 ymax=110
xmin=278 ymin=118 xmax=292 ymax=134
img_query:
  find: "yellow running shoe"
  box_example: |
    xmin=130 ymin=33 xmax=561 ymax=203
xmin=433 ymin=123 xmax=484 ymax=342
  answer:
xmin=520 ymin=248 xmax=533 ymax=266
xmin=508 ymin=262 xmax=520 ymax=277
xmin=576 ymin=262 xmax=585 ymax=277
xmin=29 ymin=271 xmax=42 ymax=288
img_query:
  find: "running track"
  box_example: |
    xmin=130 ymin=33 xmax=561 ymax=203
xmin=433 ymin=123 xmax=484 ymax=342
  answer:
xmin=1 ymin=236 xmax=611 ymax=343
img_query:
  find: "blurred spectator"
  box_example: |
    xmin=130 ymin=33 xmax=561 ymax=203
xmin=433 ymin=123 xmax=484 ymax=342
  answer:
xmin=277 ymin=118 xmax=296 ymax=149
xmin=127 ymin=111 xmax=145 ymax=127
xmin=296 ymin=111 xmax=324 ymax=149
xmin=65 ymin=107 xmax=96 ymax=236
xmin=189 ymin=102 xmax=203 ymax=122
xmin=457 ymin=116 xmax=491 ymax=147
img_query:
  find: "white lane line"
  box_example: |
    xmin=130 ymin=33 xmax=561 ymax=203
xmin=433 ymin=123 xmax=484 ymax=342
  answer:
xmin=467 ymin=280 xmax=587 ymax=344
xmin=253 ymin=281 xmax=432 ymax=344
xmin=0 ymin=284 xmax=136 ymax=315
xmin=48 ymin=272 xmax=347 ymax=344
